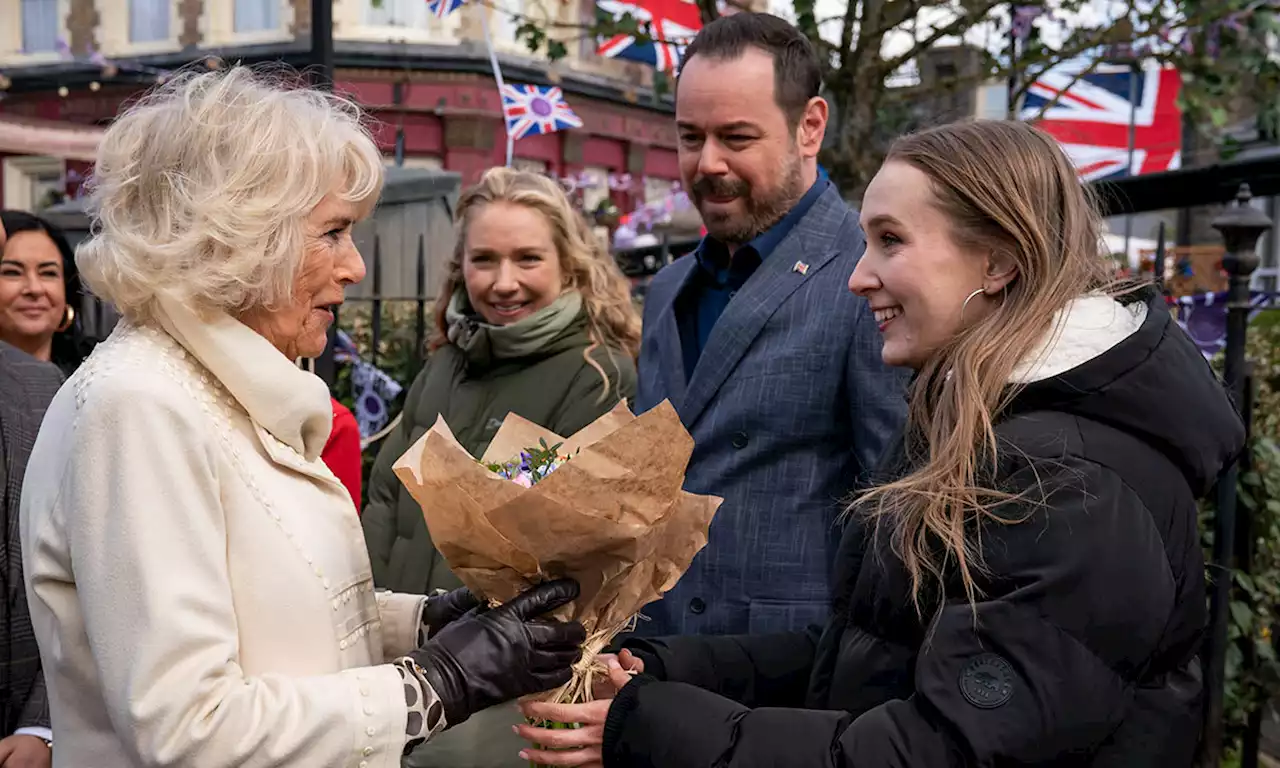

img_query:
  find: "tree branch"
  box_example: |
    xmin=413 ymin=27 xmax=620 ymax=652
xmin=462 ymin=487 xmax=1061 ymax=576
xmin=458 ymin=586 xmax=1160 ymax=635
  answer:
xmin=879 ymin=1 xmax=1005 ymax=74
xmin=1019 ymin=54 xmax=1108 ymax=120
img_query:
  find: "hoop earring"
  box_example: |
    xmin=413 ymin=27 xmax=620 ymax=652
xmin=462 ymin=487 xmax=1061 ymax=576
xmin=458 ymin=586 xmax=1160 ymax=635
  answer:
xmin=959 ymin=288 xmax=985 ymax=323
xmin=56 ymin=306 xmax=74 ymax=333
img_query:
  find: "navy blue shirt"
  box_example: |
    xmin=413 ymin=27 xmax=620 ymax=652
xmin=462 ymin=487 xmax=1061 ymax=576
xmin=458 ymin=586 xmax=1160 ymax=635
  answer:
xmin=675 ymin=170 xmax=830 ymax=381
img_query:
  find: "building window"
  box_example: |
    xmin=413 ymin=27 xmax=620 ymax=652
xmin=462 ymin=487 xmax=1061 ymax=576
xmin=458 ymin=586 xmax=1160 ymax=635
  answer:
xmin=579 ymin=167 xmax=610 ymax=212
xmin=363 ymin=0 xmax=427 ymax=28
xmin=512 ymin=157 xmax=547 ymax=174
xmin=130 ymin=0 xmax=171 ymax=43
xmin=234 ymin=0 xmax=281 ymax=32
xmin=20 ymin=0 xmax=59 ymax=54
xmin=644 ymin=176 xmax=677 ymax=206
xmin=493 ymin=0 xmax=526 ymax=47
xmin=3 ymin=156 xmax=65 ymax=213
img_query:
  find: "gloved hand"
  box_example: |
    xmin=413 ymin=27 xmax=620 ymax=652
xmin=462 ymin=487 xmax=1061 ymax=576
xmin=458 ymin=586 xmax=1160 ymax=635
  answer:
xmin=422 ymin=587 xmax=482 ymax=638
xmin=408 ymin=578 xmax=586 ymax=729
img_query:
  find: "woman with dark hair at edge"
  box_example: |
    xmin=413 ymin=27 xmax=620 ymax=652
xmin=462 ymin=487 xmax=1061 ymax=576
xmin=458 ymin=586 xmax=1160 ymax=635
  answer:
xmin=0 ymin=211 xmax=95 ymax=377
xmin=514 ymin=119 xmax=1245 ymax=767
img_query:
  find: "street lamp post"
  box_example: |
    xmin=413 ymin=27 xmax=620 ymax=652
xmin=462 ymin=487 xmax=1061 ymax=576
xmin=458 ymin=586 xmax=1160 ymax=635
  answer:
xmin=311 ymin=0 xmax=334 ymax=91
xmin=1202 ymin=183 xmax=1273 ymax=768
xmin=310 ymin=0 xmax=338 ymax=385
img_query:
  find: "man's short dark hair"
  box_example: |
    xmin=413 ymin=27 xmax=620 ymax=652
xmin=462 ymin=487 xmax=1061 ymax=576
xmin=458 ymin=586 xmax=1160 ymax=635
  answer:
xmin=680 ymin=12 xmax=823 ymax=127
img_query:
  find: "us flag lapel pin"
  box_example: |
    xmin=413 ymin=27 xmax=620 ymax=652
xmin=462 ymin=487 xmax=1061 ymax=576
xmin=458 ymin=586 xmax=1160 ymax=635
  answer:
xmin=793 ymin=260 xmax=810 ymax=276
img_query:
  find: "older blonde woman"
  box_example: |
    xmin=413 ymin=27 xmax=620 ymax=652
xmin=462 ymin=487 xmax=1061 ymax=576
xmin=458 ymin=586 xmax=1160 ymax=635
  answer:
xmin=18 ymin=67 xmax=585 ymax=768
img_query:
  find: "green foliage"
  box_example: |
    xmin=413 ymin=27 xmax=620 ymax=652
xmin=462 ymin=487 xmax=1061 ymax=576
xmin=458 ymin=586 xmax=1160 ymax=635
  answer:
xmin=1201 ymin=316 xmax=1280 ymax=757
xmin=1176 ymin=1 xmax=1280 ymax=157
xmin=483 ymin=438 xmax=574 ymax=485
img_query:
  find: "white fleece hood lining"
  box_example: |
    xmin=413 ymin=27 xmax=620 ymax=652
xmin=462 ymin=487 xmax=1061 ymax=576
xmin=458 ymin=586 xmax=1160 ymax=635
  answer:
xmin=1008 ymin=295 xmax=1148 ymax=385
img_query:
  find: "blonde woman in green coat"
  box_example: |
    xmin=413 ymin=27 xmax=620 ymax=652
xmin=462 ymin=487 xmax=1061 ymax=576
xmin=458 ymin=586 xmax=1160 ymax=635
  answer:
xmin=362 ymin=168 xmax=640 ymax=768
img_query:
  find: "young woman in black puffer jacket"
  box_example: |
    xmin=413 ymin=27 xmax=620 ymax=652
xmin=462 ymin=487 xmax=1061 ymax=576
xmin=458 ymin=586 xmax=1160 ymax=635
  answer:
xmin=515 ymin=120 xmax=1244 ymax=768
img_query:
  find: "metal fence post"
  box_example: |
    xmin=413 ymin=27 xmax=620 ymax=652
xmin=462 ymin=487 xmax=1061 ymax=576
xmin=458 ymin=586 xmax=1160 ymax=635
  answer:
xmin=1203 ymin=183 xmax=1273 ymax=767
xmin=370 ymin=236 xmax=383 ymax=369
xmin=413 ymin=233 xmax=427 ymax=368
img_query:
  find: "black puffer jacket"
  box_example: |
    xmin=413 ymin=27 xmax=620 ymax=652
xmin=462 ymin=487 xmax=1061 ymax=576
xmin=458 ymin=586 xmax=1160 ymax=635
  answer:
xmin=604 ymin=291 xmax=1244 ymax=768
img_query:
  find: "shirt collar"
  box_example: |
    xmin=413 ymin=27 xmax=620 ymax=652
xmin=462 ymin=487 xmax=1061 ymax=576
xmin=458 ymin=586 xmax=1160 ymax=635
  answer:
xmin=695 ymin=170 xmax=830 ymax=276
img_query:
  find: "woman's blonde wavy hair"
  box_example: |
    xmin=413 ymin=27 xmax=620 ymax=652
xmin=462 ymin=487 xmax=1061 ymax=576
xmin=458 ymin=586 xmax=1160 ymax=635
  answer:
xmin=854 ymin=120 xmax=1129 ymax=616
xmin=77 ymin=64 xmax=384 ymax=322
xmin=430 ymin=167 xmax=642 ymax=393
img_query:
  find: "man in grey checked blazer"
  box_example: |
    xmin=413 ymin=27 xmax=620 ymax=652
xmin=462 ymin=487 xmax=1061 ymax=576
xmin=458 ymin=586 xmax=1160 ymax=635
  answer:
xmin=633 ymin=14 xmax=908 ymax=637
xmin=0 ymin=221 xmax=59 ymax=767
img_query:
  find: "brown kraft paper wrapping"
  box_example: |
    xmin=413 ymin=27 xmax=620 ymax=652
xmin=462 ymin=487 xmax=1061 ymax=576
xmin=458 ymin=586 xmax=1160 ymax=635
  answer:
xmin=392 ymin=399 xmax=722 ymax=704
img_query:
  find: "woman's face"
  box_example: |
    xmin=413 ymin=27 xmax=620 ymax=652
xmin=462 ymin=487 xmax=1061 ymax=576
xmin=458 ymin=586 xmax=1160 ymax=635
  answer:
xmin=849 ymin=161 xmax=1007 ymax=370
xmin=0 ymin=229 xmax=68 ymax=351
xmin=239 ymin=194 xmax=367 ymax=360
xmin=462 ymin=201 xmax=564 ymax=326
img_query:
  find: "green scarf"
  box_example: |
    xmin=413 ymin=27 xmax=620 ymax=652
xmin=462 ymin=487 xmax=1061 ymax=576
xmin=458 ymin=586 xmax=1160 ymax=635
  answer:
xmin=445 ymin=289 xmax=585 ymax=368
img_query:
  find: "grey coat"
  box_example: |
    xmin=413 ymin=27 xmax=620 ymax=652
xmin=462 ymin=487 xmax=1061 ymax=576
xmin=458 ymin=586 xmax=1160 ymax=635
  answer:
xmin=0 ymin=341 xmax=62 ymax=733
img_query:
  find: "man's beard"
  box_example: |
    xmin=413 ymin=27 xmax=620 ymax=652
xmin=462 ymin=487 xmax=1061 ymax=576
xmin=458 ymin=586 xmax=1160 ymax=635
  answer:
xmin=692 ymin=152 xmax=806 ymax=246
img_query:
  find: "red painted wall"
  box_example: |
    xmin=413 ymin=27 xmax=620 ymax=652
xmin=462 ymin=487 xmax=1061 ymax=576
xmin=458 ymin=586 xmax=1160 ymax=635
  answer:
xmin=644 ymin=146 xmax=680 ymax=180
xmin=0 ymin=78 xmax=681 ymax=205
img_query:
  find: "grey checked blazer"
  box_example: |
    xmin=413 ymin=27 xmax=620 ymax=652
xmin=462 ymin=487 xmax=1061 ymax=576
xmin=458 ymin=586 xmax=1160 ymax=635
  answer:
xmin=634 ymin=185 xmax=909 ymax=637
xmin=0 ymin=341 xmax=61 ymax=733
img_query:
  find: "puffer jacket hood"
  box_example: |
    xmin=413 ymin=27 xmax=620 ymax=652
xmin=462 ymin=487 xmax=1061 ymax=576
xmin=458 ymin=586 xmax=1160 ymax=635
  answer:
xmin=1009 ymin=288 xmax=1245 ymax=497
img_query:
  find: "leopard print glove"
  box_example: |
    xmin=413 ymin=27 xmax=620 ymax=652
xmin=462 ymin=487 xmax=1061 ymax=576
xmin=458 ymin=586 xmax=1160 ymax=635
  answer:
xmin=393 ymin=655 xmax=447 ymax=755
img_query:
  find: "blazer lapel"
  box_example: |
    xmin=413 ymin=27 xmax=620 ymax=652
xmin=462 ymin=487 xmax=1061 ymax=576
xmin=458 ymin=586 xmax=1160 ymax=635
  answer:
xmin=680 ymin=187 xmax=854 ymax=427
xmin=650 ymin=258 xmax=699 ymax=412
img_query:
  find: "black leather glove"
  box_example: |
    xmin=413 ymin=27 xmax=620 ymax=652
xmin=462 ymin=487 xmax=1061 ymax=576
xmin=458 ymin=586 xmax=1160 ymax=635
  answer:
xmin=408 ymin=578 xmax=586 ymax=728
xmin=422 ymin=587 xmax=482 ymax=638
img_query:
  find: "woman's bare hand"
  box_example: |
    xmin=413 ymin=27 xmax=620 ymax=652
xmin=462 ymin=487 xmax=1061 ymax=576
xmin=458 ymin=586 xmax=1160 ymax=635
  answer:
xmin=589 ymin=649 xmax=644 ymax=700
xmin=515 ymin=658 xmax=635 ymax=767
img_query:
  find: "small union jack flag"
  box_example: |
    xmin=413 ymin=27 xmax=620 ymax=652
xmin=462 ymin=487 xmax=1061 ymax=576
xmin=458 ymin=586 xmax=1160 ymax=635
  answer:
xmin=500 ymin=84 xmax=584 ymax=141
xmin=1021 ymin=63 xmax=1182 ymax=182
xmin=595 ymin=0 xmax=702 ymax=72
xmin=427 ymin=0 xmax=464 ymax=17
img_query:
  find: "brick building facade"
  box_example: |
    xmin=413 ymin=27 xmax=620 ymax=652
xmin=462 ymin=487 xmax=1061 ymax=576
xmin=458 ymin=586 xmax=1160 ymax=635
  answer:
xmin=0 ymin=0 xmax=705 ymax=211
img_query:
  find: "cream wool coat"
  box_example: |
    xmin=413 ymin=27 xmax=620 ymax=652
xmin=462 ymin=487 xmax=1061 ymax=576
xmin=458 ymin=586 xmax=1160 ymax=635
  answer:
xmin=20 ymin=295 xmax=432 ymax=768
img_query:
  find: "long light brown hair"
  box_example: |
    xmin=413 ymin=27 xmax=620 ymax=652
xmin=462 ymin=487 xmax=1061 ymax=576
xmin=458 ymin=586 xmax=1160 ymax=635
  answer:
xmin=430 ymin=167 xmax=642 ymax=394
xmin=855 ymin=120 xmax=1128 ymax=615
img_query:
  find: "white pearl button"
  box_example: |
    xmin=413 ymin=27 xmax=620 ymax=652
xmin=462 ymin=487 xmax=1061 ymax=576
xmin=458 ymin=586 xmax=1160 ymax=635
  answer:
xmin=366 ymin=726 xmax=376 ymax=737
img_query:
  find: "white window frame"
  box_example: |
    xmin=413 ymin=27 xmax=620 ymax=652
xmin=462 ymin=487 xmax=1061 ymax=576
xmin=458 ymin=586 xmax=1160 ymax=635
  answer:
xmin=332 ymin=0 xmax=457 ymax=45
xmin=396 ymin=156 xmax=445 ymax=170
xmin=3 ymin=155 xmax=65 ymax=213
xmin=579 ymin=166 xmax=610 ymax=212
xmin=98 ymin=0 xmax=181 ymax=57
xmin=644 ymin=176 xmax=678 ymax=206
xmin=0 ymin=0 xmax=68 ymax=66
xmin=491 ymin=0 xmax=526 ymax=54
xmin=202 ymin=0 xmax=294 ymax=47
xmin=512 ymin=157 xmax=547 ymax=173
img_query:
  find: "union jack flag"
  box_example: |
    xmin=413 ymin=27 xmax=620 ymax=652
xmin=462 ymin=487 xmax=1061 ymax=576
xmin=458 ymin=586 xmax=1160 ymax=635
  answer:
xmin=500 ymin=84 xmax=584 ymax=141
xmin=595 ymin=0 xmax=702 ymax=72
xmin=1020 ymin=63 xmax=1182 ymax=182
xmin=426 ymin=0 xmax=465 ymax=16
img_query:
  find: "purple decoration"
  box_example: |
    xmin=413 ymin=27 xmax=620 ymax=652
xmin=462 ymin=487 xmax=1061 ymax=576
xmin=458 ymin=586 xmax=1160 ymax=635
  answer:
xmin=1173 ymin=292 xmax=1277 ymax=358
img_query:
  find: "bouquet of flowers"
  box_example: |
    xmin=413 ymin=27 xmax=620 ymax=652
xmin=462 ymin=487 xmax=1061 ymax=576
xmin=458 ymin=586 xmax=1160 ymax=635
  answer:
xmin=483 ymin=439 xmax=572 ymax=488
xmin=392 ymin=400 xmax=721 ymax=713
